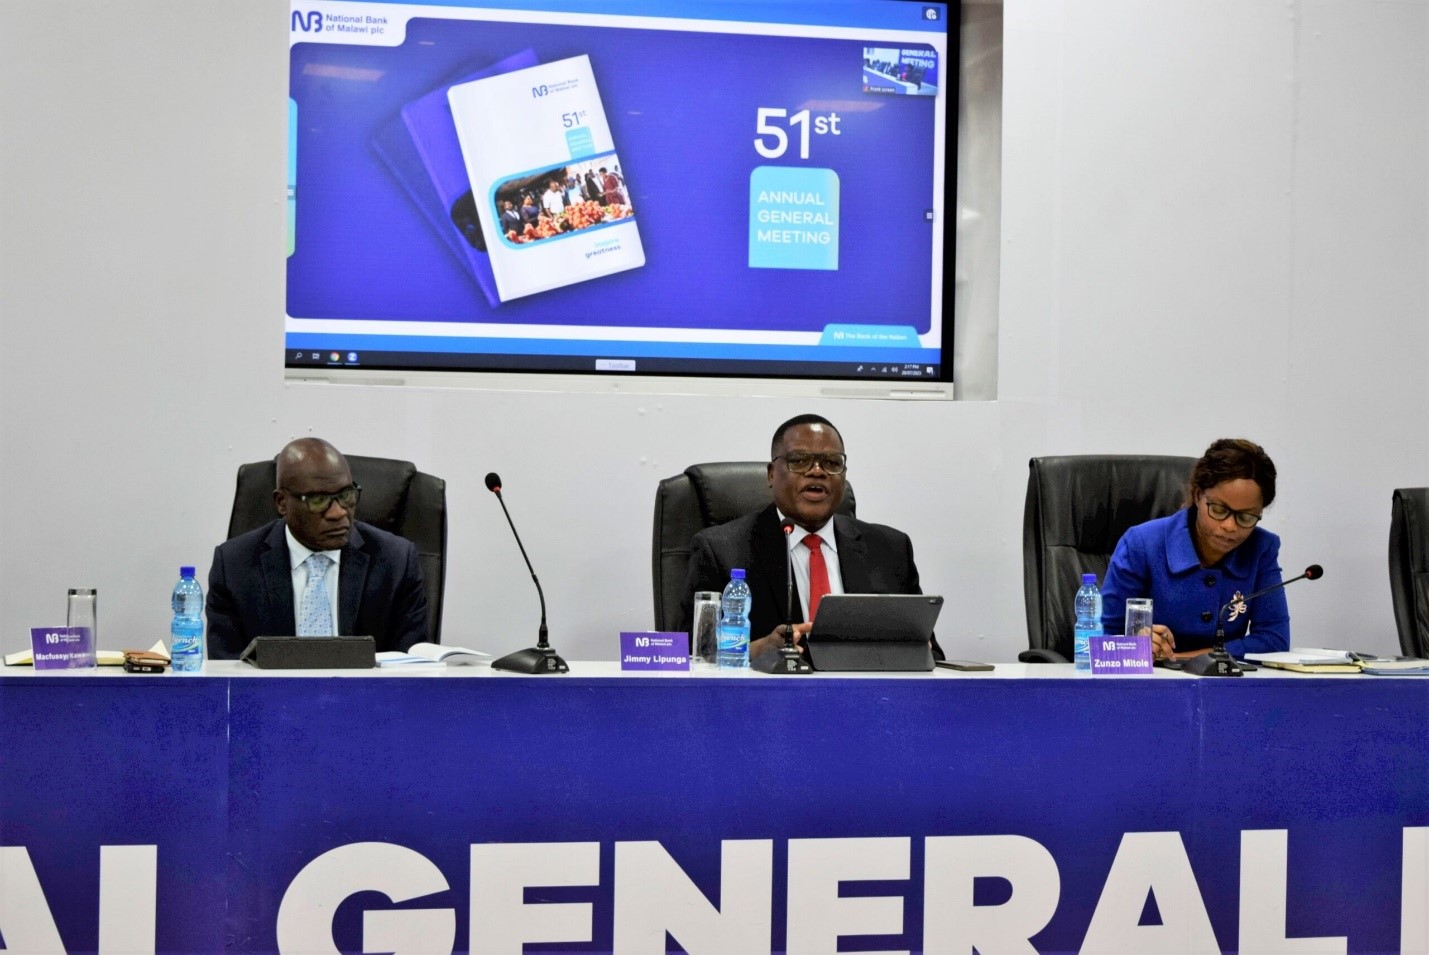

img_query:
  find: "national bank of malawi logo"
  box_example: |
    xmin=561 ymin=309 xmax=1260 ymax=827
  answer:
xmin=292 ymin=10 xmax=323 ymax=32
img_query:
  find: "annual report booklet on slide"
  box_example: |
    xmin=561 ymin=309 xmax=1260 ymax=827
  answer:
xmin=370 ymin=48 xmax=541 ymax=308
xmin=447 ymin=55 xmax=644 ymax=302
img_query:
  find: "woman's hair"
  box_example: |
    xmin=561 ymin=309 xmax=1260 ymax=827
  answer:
xmin=1187 ymin=438 xmax=1277 ymax=507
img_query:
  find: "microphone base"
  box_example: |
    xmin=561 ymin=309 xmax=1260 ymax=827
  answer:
xmin=772 ymin=644 xmax=814 ymax=674
xmin=1182 ymin=647 xmax=1243 ymax=677
xmin=491 ymin=645 xmax=570 ymax=674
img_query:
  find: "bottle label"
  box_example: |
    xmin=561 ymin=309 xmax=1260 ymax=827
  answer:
xmin=171 ymin=633 xmax=201 ymax=660
xmin=717 ymin=623 xmax=749 ymax=654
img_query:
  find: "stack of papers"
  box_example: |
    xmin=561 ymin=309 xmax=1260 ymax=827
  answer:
xmin=1243 ymin=648 xmax=1429 ymax=674
xmin=375 ymin=642 xmax=489 ymax=668
xmin=1356 ymin=657 xmax=1429 ymax=676
xmin=1244 ymin=648 xmax=1364 ymax=673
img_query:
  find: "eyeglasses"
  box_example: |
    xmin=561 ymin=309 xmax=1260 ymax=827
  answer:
xmin=283 ymin=484 xmax=361 ymax=513
xmin=775 ymin=451 xmax=847 ymax=475
xmin=1204 ymin=498 xmax=1262 ymax=529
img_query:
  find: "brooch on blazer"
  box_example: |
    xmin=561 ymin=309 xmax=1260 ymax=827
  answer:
xmin=1226 ymin=591 xmax=1247 ymax=622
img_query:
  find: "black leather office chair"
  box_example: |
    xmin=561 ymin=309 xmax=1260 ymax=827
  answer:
xmin=227 ymin=455 xmax=447 ymax=644
xmin=1021 ymin=454 xmax=1195 ymax=662
xmin=1389 ymin=488 xmax=1429 ymax=657
xmin=651 ymin=462 xmax=856 ymax=631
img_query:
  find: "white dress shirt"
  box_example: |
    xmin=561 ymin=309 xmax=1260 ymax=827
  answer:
xmin=285 ymin=526 xmax=342 ymax=633
xmin=776 ymin=510 xmax=845 ymax=621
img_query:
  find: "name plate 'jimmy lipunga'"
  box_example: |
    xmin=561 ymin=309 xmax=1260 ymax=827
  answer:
xmin=619 ymin=632 xmax=690 ymax=671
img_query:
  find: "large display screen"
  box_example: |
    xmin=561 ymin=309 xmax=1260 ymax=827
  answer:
xmin=286 ymin=0 xmax=954 ymax=386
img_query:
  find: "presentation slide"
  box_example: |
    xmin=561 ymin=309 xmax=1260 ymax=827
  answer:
xmin=286 ymin=0 xmax=952 ymax=381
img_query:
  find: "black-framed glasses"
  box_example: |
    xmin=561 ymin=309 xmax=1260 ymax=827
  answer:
xmin=775 ymin=451 xmax=847 ymax=475
xmin=282 ymin=484 xmax=361 ymax=513
xmin=1204 ymin=498 xmax=1262 ymax=529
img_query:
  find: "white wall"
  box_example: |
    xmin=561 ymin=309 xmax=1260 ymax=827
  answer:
xmin=2 ymin=0 xmax=1425 ymax=660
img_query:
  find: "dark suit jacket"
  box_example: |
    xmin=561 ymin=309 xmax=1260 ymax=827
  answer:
xmin=206 ymin=519 xmax=429 ymax=659
xmin=679 ymin=504 xmax=941 ymax=657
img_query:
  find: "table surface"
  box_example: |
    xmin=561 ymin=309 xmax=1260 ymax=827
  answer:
xmin=0 ymin=657 xmax=1388 ymax=680
xmin=3 ymin=658 xmax=1425 ymax=954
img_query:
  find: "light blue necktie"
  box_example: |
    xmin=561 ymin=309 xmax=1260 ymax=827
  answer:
xmin=297 ymin=553 xmax=335 ymax=637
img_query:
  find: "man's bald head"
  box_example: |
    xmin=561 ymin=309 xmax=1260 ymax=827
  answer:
xmin=275 ymin=438 xmax=347 ymax=487
xmin=274 ymin=438 xmax=357 ymax=552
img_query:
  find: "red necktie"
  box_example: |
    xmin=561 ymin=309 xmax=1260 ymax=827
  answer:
xmin=803 ymin=534 xmax=831 ymax=621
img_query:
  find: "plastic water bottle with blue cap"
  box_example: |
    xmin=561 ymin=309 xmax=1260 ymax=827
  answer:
xmin=1073 ymin=573 xmax=1102 ymax=670
xmin=717 ymin=569 xmax=751 ymax=669
xmin=170 ymin=566 xmax=205 ymax=673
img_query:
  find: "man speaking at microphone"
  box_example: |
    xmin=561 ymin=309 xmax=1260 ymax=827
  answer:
xmin=206 ymin=438 xmax=429 ymax=659
xmin=679 ymin=414 xmax=940 ymax=667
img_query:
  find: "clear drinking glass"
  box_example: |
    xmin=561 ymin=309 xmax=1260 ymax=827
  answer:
xmin=1124 ymin=598 xmax=1154 ymax=638
xmin=691 ymin=591 xmax=721 ymax=667
xmin=65 ymin=588 xmax=99 ymax=669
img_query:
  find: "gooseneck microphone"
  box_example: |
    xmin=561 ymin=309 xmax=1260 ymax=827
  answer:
xmin=774 ymin=518 xmax=812 ymax=674
xmin=782 ymin=520 xmax=797 ymax=632
xmin=484 ymin=472 xmax=568 ymax=674
xmin=1187 ymin=563 xmax=1324 ymax=677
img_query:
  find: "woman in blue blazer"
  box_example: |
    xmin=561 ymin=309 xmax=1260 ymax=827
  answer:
xmin=1101 ymin=439 xmax=1288 ymax=662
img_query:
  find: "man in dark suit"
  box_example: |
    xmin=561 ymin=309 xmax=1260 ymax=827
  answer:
xmin=679 ymin=414 xmax=939 ymax=666
xmin=206 ymin=438 xmax=428 ymax=659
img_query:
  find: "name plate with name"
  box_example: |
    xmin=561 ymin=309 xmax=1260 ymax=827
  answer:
xmin=1090 ymin=635 xmax=1154 ymax=675
xmin=619 ymin=632 xmax=689 ymax=671
xmin=30 ymin=626 xmax=96 ymax=670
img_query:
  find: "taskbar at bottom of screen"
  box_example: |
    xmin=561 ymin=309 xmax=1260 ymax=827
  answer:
xmin=285 ymin=350 xmax=944 ymax=381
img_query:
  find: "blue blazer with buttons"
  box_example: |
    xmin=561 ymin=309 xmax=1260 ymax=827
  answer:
xmin=1100 ymin=507 xmax=1289 ymax=656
